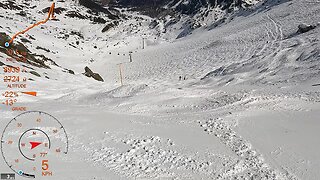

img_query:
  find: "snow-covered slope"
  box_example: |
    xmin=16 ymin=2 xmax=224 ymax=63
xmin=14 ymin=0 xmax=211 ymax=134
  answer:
xmin=0 ymin=0 xmax=320 ymax=179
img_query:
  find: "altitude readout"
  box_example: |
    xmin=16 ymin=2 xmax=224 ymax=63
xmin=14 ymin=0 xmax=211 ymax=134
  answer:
xmin=3 ymin=76 xmax=21 ymax=83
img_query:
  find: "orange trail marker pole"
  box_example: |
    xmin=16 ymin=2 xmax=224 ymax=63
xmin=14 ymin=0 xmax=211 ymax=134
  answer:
xmin=8 ymin=3 xmax=56 ymax=45
xmin=118 ymin=63 xmax=124 ymax=86
xmin=21 ymin=92 xmax=37 ymax=97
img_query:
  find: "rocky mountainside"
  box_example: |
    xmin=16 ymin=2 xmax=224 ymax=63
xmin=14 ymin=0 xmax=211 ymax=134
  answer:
xmin=79 ymin=0 xmax=264 ymax=39
xmin=108 ymin=0 xmax=260 ymax=14
xmin=0 ymin=0 xmax=280 ymax=78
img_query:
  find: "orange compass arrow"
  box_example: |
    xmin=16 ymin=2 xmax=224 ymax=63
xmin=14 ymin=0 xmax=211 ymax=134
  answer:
xmin=30 ymin=141 xmax=42 ymax=150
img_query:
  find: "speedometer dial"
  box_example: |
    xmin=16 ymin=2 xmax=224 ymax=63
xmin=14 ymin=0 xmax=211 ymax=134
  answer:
xmin=1 ymin=111 xmax=68 ymax=178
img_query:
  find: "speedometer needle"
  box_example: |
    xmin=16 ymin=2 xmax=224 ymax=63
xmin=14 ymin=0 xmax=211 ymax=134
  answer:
xmin=30 ymin=142 xmax=42 ymax=150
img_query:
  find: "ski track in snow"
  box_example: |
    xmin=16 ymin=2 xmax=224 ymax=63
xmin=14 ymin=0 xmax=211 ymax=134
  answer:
xmin=199 ymin=118 xmax=297 ymax=180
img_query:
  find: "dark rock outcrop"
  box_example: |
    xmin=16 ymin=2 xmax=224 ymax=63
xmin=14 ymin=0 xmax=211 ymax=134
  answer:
xmin=79 ymin=0 xmax=119 ymax=20
xmin=30 ymin=71 xmax=41 ymax=77
xmin=102 ymin=21 xmax=119 ymax=32
xmin=84 ymin=66 xmax=104 ymax=82
xmin=297 ymin=23 xmax=316 ymax=34
xmin=0 ymin=1 xmax=23 ymax=10
xmin=107 ymin=0 xmax=249 ymax=16
xmin=65 ymin=11 xmax=107 ymax=24
xmin=0 ymin=32 xmax=58 ymax=69
xmin=42 ymin=7 xmax=67 ymax=14
xmin=68 ymin=69 xmax=75 ymax=75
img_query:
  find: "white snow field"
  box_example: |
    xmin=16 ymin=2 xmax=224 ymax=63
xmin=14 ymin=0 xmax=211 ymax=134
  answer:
xmin=0 ymin=0 xmax=320 ymax=179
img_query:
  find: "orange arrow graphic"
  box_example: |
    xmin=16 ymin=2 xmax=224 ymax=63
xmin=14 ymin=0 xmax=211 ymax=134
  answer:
xmin=8 ymin=3 xmax=56 ymax=45
xmin=21 ymin=92 xmax=37 ymax=96
xmin=30 ymin=142 xmax=42 ymax=150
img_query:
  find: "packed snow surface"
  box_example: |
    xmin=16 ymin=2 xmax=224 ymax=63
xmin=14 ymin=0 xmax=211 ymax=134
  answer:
xmin=0 ymin=0 xmax=320 ymax=179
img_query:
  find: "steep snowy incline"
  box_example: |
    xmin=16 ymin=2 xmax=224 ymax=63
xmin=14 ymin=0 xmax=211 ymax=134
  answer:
xmin=91 ymin=0 xmax=320 ymax=88
xmin=79 ymin=0 xmax=320 ymax=179
xmin=0 ymin=0 xmax=320 ymax=179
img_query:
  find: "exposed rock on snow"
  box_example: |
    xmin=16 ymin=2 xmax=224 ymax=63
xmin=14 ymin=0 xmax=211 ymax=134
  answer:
xmin=84 ymin=66 xmax=104 ymax=82
xmin=79 ymin=0 xmax=119 ymax=20
xmin=297 ymin=23 xmax=317 ymax=34
xmin=0 ymin=32 xmax=51 ymax=68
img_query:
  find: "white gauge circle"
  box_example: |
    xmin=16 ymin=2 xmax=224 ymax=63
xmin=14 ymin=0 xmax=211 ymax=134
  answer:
xmin=1 ymin=111 xmax=68 ymax=178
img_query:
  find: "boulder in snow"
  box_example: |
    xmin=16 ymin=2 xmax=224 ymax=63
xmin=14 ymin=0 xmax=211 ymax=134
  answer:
xmin=84 ymin=66 xmax=104 ymax=82
xmin=297 ymin=23 xmax=316 ymax=34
